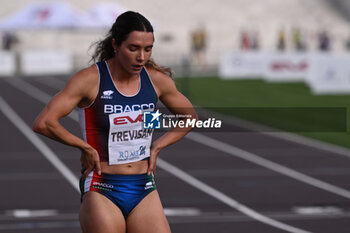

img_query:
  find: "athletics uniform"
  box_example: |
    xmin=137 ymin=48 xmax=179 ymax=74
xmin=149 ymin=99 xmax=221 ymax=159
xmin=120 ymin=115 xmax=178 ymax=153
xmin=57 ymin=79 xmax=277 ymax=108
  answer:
xmin=79 ymin=61 xmax=158 ymax=218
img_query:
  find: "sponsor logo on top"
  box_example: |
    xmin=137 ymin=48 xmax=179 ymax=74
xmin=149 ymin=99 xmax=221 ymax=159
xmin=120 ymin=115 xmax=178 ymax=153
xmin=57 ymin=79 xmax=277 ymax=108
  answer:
xmin=101 ymin=90 xmax=114 ymax=99
xmin=113 ymin=114 xmax=143 ymax=125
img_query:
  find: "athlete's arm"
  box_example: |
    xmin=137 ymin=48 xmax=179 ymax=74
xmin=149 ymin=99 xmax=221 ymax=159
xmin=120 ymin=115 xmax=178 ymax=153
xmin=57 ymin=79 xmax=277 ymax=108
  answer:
xmin=147 ymin=69 xmax=198 ymax=175
xmin=32 ymin=65 xmax=101 ymax=177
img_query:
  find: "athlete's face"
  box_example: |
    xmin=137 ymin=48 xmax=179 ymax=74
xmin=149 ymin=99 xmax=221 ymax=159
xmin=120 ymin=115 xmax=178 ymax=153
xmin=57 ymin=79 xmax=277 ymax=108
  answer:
xmin=114 ymin=31 xmax=154 ymax=75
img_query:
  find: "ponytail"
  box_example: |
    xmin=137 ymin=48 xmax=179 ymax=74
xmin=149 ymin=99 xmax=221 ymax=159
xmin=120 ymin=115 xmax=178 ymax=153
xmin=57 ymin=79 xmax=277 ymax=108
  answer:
xmin=90 ymin=35 xmax=115 ymax=63
xmin=146 ymin=58 xmax=174 ymax=78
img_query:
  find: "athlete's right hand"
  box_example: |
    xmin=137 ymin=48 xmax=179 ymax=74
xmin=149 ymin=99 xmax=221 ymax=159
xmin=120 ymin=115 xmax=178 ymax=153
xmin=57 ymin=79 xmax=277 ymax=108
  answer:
xmin=80 ymin=147 xmax=102 ymax=179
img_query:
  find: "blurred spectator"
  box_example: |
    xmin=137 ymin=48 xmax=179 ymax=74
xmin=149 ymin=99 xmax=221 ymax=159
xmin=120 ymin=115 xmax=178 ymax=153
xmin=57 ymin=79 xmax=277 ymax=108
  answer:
xmin=250 ymin=31 xmax=260 ymax=50
xmin=2 ymin=31 xmax=18 ymax=51
xmin=292 ymin=28 xmax=306 ymax=51
xmin=318 ymin=30 xmax=330 ymax=51
xmin=277 ymin=29 xmax=286 ymax=51
xmin=191 ymin=25 xmax=207 ymax=68
xmin=240 ymin=31 xmax=250 ymax=50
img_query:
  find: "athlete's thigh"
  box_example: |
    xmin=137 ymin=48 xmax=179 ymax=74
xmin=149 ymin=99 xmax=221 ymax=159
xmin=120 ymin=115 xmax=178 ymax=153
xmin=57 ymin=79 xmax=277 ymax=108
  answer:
xmin=79 ymin=191 xmax=126 ymax=233
xmin=126 ymin=190 xmax=171 ymax=233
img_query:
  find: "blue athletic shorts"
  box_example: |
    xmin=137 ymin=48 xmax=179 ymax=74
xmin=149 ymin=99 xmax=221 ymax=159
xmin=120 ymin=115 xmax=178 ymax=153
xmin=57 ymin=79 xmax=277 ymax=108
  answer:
xmin=80 ymin=172 xmax=156 ymax=218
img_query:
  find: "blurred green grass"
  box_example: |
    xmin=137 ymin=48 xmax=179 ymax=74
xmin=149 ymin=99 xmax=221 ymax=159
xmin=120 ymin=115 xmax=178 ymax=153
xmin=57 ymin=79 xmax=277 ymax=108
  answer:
xmin=175 ymin=77 xmax=349 ymax=149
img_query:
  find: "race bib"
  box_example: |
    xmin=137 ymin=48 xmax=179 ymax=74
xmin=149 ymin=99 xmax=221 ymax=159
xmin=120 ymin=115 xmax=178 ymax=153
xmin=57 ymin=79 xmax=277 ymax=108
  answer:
xmin=108 ymin=110 xmax=153 ymax=165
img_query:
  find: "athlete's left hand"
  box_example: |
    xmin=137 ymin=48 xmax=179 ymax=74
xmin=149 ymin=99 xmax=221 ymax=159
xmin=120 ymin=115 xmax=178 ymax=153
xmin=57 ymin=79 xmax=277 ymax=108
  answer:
xmin=147 ymin=144 xmax=161 ymax=175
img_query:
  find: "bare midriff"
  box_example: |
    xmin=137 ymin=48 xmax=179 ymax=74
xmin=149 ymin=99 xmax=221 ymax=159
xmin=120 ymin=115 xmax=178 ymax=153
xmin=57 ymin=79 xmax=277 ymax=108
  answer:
xmin=100 ymin=160 xmax=149 ymax=175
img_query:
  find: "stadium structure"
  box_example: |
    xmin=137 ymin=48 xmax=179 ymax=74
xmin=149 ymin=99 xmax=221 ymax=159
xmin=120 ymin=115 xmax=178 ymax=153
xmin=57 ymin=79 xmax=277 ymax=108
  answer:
xmin=0 ymin=0 xmax=349 ymax=75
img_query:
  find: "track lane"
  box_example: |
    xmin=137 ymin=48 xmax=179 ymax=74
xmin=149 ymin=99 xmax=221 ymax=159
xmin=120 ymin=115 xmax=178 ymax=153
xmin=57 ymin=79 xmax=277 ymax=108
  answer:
xmin=2 ymin=78 xmax=290 ymax=232
xmin=2 ymin=76 xmax=350 ymax=231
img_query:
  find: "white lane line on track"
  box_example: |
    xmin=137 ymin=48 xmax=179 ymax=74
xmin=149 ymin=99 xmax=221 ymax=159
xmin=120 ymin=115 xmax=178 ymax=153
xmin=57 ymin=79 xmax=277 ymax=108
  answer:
xmin=187 ymin=132 xmax=350 ymax=200
xmin=198 ymin=108 xmax=350 ymax=158
xmin=4 ymin=78 xmax=79 ymax=121
xmin=6 ymin=209 xmax=58 ymax=218
xmin=158 ymin=159 xmax=311 ymax=233
xmin=4 ymin=78 xmax=314 ymax=232
xmin=164 ymin=208 xmax=201 ymax=216
xmin=0 ymin=97 xmax=80 ymax=192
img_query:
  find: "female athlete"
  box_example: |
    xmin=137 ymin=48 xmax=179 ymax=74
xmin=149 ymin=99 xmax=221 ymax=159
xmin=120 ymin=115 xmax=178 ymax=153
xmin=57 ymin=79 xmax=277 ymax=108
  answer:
xmin=33 ymin=11 xmax=197 ymax=233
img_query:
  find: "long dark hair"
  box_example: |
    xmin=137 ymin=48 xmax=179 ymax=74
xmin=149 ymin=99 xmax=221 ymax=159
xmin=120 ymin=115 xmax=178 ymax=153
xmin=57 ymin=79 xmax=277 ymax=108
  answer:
xmin=91 ymin=11 xmax=173 ymax=77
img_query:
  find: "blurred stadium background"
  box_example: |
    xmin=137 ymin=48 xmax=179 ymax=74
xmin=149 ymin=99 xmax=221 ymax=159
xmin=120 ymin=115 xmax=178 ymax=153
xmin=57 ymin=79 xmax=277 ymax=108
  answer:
xmin=1 ymin=0 xmax=350 ymax=76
